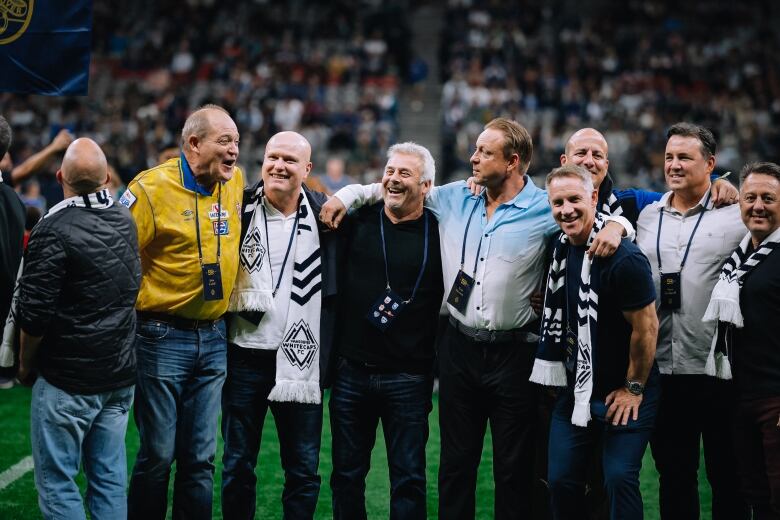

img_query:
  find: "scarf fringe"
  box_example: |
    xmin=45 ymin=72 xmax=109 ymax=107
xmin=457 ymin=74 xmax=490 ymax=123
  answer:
xmin=268 ymin=381 xmax=321 ymax=404
xmin=228 ymin=289 xmax=273 ymax=313
xmin=571 ymin=402 xmax=591 ymax=427
xmin=529 ymin=359 xmax=568 ymax=387
xmin=702 ymin=279 xmax=743 ymax=327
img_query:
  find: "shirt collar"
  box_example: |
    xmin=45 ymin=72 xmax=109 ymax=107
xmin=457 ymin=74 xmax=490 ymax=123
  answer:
xmin=472 ymin=175 xmax=537 ymax=209
xmin=658 ymin=187 xmax=713 ymax=213
xmin=179 ymin=152 xmax=213 ymax=196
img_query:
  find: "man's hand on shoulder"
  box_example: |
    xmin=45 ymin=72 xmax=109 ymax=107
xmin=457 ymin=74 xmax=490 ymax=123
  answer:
xmin=711 ymin=178 xmax=739 ymax=208
xmin=320 ymin=197 xmax=347 ymax=230
xmin=466 ymin=177 xmax=482 ymax=197
xmin=605 ymin=387 xmax=642 ymax=426
xmin=588 ymin=221 xmax=623 ymax=258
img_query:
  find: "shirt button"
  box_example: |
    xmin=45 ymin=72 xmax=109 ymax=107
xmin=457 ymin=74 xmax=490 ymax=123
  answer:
xmin=476 ymin=306 xmax=480 ymax=310
xmin=480 ymin=257 xmax=484 ymax=261
xmin=477 ymin=282 xmax=480 ymax=285
xmin=484 ymin=234 xmax=488 ymax=238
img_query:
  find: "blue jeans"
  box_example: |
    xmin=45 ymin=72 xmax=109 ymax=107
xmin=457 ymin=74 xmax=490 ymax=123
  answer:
xmin=547 ymin=376 xmax=660 ymax=520
xmin=329 ymin=357 xmax=433 ymax=520
xmin=221 ymin=343 xmax=322 ymax=520
xmin=31 ymin=376 xmax=134 ymax=520
xmin=128 ymin=318 xmax=227 ymax=520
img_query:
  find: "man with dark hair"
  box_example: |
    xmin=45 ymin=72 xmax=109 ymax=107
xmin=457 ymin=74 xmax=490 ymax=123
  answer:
xmin=532 ymin=164 xmax=659 ymax=519
xmin=636 ymin=122 xmax=749 ymax=519
xmin=321 ymin=118 xmax=633 ymax=519
xmin=0 ymin=116 xmax=25 ymax=387
xmin=704 ymin=161 xmax=780 ymax=519
xmin=16 ymin=138 xmax=141 ymax=519
xmin=125 ymin=104 xmax=244 ymax=520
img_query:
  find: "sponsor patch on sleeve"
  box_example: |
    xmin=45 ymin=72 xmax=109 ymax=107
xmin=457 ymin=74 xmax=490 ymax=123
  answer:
xmin=119 ymin=190 xmax=137 ymax=208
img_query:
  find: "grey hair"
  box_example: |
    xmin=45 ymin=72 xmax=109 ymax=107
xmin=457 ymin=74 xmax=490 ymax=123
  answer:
xmin=545 ymin=164 xmax=594 ymax=193
xmin=181 ymin=104 xmax=230 ymax=150
xmin=386 ymin=142 xmax=435 ymax=185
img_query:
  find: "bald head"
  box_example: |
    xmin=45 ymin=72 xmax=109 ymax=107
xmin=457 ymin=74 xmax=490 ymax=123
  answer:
xmin=561 ymin=128 xmax=610 ymax=189
xmin=60 ymin=138 xmax=109 ymax=196
xmin=266 ymin=131 xmax=312 ymax=162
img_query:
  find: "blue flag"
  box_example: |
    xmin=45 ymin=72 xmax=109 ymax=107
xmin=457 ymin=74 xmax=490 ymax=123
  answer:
xmin=0 ymin=1 xmax=92 ymax=96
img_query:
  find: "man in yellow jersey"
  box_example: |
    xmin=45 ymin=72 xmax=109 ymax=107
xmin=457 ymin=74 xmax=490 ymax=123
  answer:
xmin=122 ymin=105 xmax=244 ymax=520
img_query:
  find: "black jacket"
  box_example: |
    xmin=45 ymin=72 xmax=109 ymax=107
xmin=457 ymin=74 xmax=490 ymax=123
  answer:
xmin=17 ymin=200 xmax=141 ymax=394
xmin=0 ymin=182 xmax=24 ymax=339
xmin=236 ymin=182 xmax=339 ymax=388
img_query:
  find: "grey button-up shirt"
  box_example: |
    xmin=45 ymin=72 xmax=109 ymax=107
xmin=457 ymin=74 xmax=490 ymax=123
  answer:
xmin=636 ymin=191 xmax=745 ymax=375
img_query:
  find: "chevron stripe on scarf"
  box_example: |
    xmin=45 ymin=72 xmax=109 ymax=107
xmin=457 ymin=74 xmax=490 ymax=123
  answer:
xmin=702 ymin=227 xmax=780 ymax=379
xmin=530 ymin=214 xmax=607 ymax=426
xmin=230 ymin=187 xmax=323 ymax=404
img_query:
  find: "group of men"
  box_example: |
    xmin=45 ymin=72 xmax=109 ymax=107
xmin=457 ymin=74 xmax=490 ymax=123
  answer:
xmin=6 ymin=103 xmax=780 ymax=520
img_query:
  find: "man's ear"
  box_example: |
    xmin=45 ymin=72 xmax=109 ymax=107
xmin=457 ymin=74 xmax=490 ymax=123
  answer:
xmin=56 ymin=169 xmax=64 ymax=186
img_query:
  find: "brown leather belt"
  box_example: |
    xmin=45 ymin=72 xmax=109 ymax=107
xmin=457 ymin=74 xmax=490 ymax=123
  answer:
xmin=137 ymin=311 xmax=221 ymax=330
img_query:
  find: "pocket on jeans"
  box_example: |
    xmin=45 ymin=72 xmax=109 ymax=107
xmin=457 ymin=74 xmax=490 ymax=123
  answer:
xmin=213 ymin=321 xmax=227 ymax=341
xmin=136 ymin=320 xmax=170 ymax=341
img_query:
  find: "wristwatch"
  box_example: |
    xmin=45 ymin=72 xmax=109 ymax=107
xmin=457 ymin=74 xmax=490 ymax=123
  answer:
xmin=625 ymin=379 xmax=644 ymax=396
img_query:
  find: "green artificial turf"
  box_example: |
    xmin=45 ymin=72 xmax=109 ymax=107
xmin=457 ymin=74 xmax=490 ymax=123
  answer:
xmin=0 ymin=386 xmax=711 ymax=518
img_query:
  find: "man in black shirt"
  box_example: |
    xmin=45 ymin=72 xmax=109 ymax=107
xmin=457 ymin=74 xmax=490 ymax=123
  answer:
xmin=704 ymin=161 xmax=780 ymax=518
xmin=329 ymin=142 xmax=443 ymax=519
xmin=530 ymin=164 xmax=659 ymax=519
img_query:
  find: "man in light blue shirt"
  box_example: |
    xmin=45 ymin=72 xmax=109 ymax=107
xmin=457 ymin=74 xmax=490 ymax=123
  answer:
xmin=322 ymin=118 xmax=632 ymax=518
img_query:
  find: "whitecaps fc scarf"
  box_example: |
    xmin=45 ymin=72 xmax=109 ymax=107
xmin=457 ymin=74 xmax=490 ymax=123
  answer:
xmin=530 ymin=215 xmax=606 ymax=426
xmin=0 ymin=189 xmax=114 ymax=367
xmin=229 ymin=186 xmax=323 ymax=404
xmin=702 ymin=227 xmax=780 ymax=379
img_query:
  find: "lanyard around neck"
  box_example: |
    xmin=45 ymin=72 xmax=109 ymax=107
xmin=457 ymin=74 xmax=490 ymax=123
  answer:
xmin=460 ymin=197 xmax=484 ymax=277
xmin=378 ymin=208 xmax=430 ymax=304
xmin=194 ymin=183 xmax=221 ymax=266
xmin=655 ymin=191 xmax=711 ymax=272
xmin=262 ymin=196 xmax=301 ymax=297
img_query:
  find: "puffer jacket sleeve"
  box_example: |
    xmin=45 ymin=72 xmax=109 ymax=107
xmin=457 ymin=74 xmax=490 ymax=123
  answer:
xmin=17 ymin=220 xmax=67 ymax=337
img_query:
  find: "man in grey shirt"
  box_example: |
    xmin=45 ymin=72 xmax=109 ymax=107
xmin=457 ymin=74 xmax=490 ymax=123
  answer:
xmin=636 ymin=122 xmax=748 ymax=519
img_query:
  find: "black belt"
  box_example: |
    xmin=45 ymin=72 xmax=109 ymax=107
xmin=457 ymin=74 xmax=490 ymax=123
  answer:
xmin=448 ymin=316 xmax=539 ymax=344
xmin=137 ymin=311 xmax=222 ymax=330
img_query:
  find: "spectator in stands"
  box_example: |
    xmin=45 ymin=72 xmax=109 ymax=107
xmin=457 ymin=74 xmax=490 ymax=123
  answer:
xmin=635 ymin=123 xmax=749 ymax=519
xmin=329 ymin=142 xmax=442 ymax=519
xmin=222 ymin=131 xmax=339 ymax=519
xmin=125 ymin=105 xmax=244 ymax=520
xmin=0 ymin=116 xmax=25 ymax=388
xmin=317 ymin=156 xmax=356 ymax=195
xmin=704 ymin=161 xmax=780 ymax=519
xmin=0 ymin=128 xmax=74 ymax=186
xmin=532 ymin=164 xmax=659 ymax=519
xmin=16 ymin=138 xmax=140 ymax=519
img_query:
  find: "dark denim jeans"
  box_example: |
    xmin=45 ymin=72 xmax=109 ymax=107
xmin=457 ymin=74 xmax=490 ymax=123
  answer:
xmin=329 ymin=357 xmax=433 ymax=520
xmin=127 ymin=318 xmax=227 ymax=520
xmin=31 ymin=377 xmax=134 ymax=520
xmin=221 ymin=343 xmax=322 ymax=520
xmin=547 ymin=375 xmax=660 ymax=520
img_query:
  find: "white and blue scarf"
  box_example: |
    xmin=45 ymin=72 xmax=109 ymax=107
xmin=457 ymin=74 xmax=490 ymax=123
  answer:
xmin=530 ymin=215 xmax=607 ymax=426
xmin=702 ymin=227 xmax=780 ymax=379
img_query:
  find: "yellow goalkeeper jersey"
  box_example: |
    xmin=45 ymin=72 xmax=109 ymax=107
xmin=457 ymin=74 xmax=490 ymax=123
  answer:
xmin=121 ymin=156 xmax=244 ymax=320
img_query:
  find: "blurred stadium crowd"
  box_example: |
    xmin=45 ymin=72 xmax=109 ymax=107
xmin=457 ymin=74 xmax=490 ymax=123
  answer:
xmin=439 ymin=0 xmax=780 ymax=187
xmin=3 ymin=0 xmax=780 ymax=210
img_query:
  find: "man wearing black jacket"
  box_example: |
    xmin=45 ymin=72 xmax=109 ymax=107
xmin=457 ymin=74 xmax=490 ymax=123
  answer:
xmin=16 ymin=138 xmax=141 ymax=520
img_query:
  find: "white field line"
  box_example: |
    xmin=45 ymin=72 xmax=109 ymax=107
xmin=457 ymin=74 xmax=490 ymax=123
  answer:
xmin=0 ymin=456 xmax=34 ymax=491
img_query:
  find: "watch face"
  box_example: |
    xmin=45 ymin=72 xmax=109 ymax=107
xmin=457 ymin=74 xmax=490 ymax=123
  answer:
xmin=626 ymin=381 xmax=643 ymax=395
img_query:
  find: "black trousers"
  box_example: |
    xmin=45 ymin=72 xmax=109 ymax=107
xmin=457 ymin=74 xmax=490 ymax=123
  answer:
xmin=438 ymin=323 xmax=539 ymax=519
xmin=650 ymin=374 xmax=749 ymax=520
